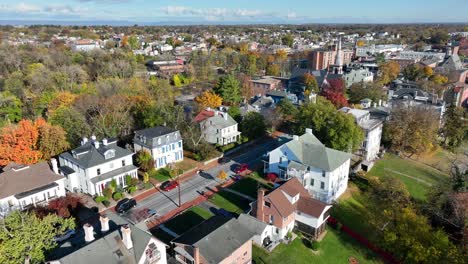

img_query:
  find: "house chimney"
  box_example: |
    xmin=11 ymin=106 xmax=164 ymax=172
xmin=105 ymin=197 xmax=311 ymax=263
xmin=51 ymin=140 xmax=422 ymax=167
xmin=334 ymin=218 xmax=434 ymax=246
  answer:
xmin=257 ymin=189 xmax=266 ymax=222
xmin=378 ymin=99 xmax=382 ymax=106
xmin=121 ymin=224 xmax=133 ymax=249
xmin=91 ymin=134 xmax=97 ymax=141
xmin=223 ymin=113 xmax=228 ymax=120
xmin=50 ymin=158 xmax=59 ymax=174
xmin=83 ymin=223 xmax=95 ymax=242
xmin=102 ymin=138 xmax=108 ymax=146
xmin=94 ymin=141 xmax=100 ymax=149
xmin=81 ymin=137 xmax=88 ymax=146
xmin=100 ymin=214 xmax=109 ymax=232
xmin=305 ymin=128 xmax=313 ymax=135
xmin=193 ymin=246 xmax=200 ymax=264
xmin=293 ymin=135 xmax=299 ymax=141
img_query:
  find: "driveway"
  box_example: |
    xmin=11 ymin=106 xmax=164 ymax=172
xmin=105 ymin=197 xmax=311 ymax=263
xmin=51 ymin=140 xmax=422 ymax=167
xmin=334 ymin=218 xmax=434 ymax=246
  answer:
xmin=122 ymin=136 xmax=287 ymax=224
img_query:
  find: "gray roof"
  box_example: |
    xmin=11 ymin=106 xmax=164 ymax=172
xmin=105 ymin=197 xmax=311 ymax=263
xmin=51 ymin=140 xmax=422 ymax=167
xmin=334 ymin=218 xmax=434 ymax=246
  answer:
xmin=237 ymin=214 xmax=268 ymax=235
xmin=440 ymin=54 xmax=464 ymax=71
xmin=0 ymin=162 xmax=64 ymax=200
xmin=60 ymin=140 xmax=133 ymax=169
xmin=134 ymin=126 xmax=181 ymax=148
xmin=173 ymin=216 xmax=255 ymax=264
xmin=201 ymin=112 xmax=237 ymax=129
xmin=53 ymin=212 xmax=155 ymax=264
xmin=284 ymin=133 xmax=351 ymax=171
xmin=90 ymin=165 xmax=138 ymax=184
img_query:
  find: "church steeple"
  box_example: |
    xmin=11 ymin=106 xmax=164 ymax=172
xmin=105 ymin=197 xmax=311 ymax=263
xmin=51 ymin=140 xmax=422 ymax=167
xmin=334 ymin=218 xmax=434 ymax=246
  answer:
xmin=333 ymin=36 xmax=343 ymax=74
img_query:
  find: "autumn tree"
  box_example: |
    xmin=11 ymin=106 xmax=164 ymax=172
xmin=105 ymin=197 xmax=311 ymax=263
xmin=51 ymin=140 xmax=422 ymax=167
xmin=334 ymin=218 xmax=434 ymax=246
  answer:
xmin=384 ymin=105 xmax=439 ymax=155
xmin=423 ymin=66 xmax=433 ymax=78
xmin=240 ymin=74 xmax=253 ymax=102
xmin=378 ymin=61 xmax=400 ymax=84
xmin=266 ymin=63 xmax=280 ymax=76
xmin=217 ymin=170 xmax=228 ymax=181
xmin=356 ymin=40 xmax=365 ymax=47
xmin=403 ymin=64 xmax=424 ymax=81
xmin=303 ymin=73 xmax=319 ymax=94
xmin=320 ymin=78 xmax=348 ymax=108
xmin=35 ymin=118 xmax=70 ymax=160
xmin=0 ymin=119 xmax=42 ymax=166
xmin=195 ymin=90 xmax=223 ymax=109
xmin=0 ymin=211 xmax=75 ymax=264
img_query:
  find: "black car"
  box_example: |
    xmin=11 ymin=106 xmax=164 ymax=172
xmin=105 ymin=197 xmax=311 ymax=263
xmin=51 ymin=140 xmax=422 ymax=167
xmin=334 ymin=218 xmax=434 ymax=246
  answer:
xmin=115 ymin=198 xmax=137 ymax=214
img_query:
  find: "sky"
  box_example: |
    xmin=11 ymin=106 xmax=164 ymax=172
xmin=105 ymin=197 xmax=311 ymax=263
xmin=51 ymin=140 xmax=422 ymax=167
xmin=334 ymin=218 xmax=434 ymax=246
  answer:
xmin=0 ymin=0 xmax=467 ymax=24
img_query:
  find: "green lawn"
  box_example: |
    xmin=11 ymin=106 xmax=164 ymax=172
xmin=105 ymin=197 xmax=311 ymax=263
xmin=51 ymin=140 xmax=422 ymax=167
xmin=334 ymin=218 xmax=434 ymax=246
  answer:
xmin=368 ymin=154 xmax=449 ymax=200
xmin=253 ymin=228 xmax=382 ymax=264
xmin=208 ymin=190 xmax=251 ymax=214
xmin=331 ymin=193 xmax=375 ymax=240
xmin=150 ymin=168 xmax=172 ymax=182
xmin=163 ymin=206 xmax=214 ymax=235
xmin=228 ymin=177 xmax=273 ymax=198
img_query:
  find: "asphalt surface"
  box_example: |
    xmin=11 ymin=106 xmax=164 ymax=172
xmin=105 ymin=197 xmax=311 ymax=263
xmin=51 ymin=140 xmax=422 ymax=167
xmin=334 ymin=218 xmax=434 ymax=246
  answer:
xmin=122 ymin=136 xmax=289 ymax=225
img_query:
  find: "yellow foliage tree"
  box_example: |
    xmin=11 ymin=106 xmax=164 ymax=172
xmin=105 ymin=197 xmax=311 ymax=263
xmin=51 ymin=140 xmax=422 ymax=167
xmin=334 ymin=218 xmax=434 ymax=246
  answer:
xmin=47 ymin=92 xmax=77 ymax=116
xmin=356 ymin=40 xmax=365 ymax=47
xmin=217 ymin=170 xmax=228 ymax=181
xmin=195 ymin=90 xmax=223 ymax=109
xmin=423 ymin=66 xmax=433 ymax=77
xmin=430 ymin=74 xmax=448 ymax=84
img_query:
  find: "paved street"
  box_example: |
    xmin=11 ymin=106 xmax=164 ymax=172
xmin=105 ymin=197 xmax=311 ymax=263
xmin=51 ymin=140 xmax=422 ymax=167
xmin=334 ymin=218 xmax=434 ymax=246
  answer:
xmin=122 ymin=136 xmax=288 ymax=225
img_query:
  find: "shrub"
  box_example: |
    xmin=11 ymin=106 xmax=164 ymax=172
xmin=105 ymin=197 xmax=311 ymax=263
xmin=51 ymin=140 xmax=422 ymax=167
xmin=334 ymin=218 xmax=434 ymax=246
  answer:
xmin=286 ymin=232 xmax=293 ymax=240
xmin=311 ymin=240 xmax=320 ymax=251
xmin=130 ymin=177 xmax=139 ymax=186
xmin=103 ymin=187 xmax=113 ymax=199
xmin=95 ymin=196 xmax=108 ymax=203
xmin=110 ymin=179 xmax=117 ymax=189
xmin=102 ymin=200 xmax=110 ymax=207
xmin=125 ymin=175 xmax=133 ymax=185
xmin=112 ymin=192 xmax=123 ymax=201
xmin=128 ymin=186 xmax=138 ymax=194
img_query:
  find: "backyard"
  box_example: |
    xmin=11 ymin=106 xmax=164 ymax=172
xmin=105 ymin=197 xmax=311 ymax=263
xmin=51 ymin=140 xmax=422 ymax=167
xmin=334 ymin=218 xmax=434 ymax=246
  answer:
xmin=367 ymin=153 xmax=449 ymax=200
xmin=253 ymin=228 xmax=382 ymax=264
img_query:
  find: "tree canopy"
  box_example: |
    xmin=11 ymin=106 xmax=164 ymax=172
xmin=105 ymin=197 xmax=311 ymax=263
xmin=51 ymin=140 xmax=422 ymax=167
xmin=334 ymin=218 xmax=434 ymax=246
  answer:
xmin=214 ymin=74 xmax=242 ymax=105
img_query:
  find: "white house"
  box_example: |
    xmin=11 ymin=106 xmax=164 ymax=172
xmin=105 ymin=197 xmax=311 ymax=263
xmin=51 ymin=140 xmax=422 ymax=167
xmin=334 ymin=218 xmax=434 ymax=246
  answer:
xmin=0 ymin=160 xmax=66 ymax=217
xmin=71 ymin=39 xmax=101 ymax=52
xmin=340 ymin=107 xmax=383 ymax=162
xmin=133 ymin=126 xmax=184 ymax=169
xmin=343 ymin=68 xmax=374 ymax=87
xmin=194 ymin=108 xmax=241 ymax=146
xmin=263 ymin=129 xmax=351 ymax=203
xmin=58 ymin=136 xmax=138 ymax=196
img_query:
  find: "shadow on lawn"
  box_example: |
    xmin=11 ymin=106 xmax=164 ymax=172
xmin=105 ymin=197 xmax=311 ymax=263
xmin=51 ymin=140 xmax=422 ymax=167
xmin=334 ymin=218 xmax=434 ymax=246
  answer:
xmin=164 ymin=210 xmax=208 ymax=235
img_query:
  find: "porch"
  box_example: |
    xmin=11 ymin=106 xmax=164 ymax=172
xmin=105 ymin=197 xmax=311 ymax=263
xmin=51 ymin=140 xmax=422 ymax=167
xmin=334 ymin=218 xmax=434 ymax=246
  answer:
xmin=91 ymin=165 xmax=138 ymax=195
xmin=220 ymin=131 xmax=241 ymax=145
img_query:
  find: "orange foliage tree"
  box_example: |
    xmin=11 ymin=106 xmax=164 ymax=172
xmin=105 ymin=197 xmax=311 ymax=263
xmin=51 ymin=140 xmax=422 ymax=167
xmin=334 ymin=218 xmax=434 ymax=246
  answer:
xmin=0 ymin=118 xmax=69 ymax=166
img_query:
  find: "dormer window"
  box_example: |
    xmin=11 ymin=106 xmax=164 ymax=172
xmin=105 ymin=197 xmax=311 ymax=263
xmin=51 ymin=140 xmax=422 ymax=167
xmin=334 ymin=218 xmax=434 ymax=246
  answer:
xmin=104 ymin=149 xmax=116 ymax=159
xmin=174 ymin=133 xmax=177 ymax=140
xmin=157 ymin=138 xmax=161 ymax=145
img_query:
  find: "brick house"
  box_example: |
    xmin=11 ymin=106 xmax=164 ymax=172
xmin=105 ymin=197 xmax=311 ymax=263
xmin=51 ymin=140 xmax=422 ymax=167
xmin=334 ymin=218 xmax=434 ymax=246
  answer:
xmin=250 ymin=178 xmax=331 ymax=242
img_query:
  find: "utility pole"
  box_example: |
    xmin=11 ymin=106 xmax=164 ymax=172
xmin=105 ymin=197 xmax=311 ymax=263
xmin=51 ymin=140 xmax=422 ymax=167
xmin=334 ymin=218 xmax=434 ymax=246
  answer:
xmin=170 ymin=163 xmax=182 ymax=207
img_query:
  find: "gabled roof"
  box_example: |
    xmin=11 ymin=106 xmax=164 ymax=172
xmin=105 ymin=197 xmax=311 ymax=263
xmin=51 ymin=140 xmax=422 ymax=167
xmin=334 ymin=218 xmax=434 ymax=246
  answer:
xmin=0 ymin=162 xmax=64 ymax=200
xmin=196 ymin=110 xmax=237 ymax=128
xmin=133 ymin=126 xmax=180 ymax=148
xmin=59 ymin=140 xmax=133 ymax=169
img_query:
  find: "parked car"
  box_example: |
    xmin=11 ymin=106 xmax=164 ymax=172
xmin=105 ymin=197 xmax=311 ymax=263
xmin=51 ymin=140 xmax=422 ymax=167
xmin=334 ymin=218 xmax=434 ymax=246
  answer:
xmin=147 ymin=208 xmax=158 ymax=218
xmin=161 ymin=180 xmax=179 ymax=191
xmin=218 ymin=157 xmax=230 ymax=164
xmin=54 ymin=229 xmax=76 ymax=242
xmin=234 ymin=163 xmax=249 ymax=174
xmin=115 ymin=198 xmax=137 ymax=214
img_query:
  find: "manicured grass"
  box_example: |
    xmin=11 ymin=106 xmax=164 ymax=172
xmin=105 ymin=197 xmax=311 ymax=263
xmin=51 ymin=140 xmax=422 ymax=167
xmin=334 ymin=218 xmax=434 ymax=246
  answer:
xmin=228 ymin=177 xmax=273 ymax=198
xmin=163 ymin=206 xmax=214 ymax=235
xmin=150 ymin=168 xmax=172 ymax=182
xmin=252 ymin=228 xmax=382 ymax=264
xmin=331 ymin=193 xmax=375 ymax=240
xmin=208 ymin=190 xmax=251 ymax=214
xmin=368 ymin=153 xmax=449 ymax=200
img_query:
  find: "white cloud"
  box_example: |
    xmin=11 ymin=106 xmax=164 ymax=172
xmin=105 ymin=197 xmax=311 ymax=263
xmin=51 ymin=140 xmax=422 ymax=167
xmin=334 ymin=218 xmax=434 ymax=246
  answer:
xmin=159 ymin=6 xmax=264 ymax=20
xmin=0 ymin=2 xmax=41 ymax=13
